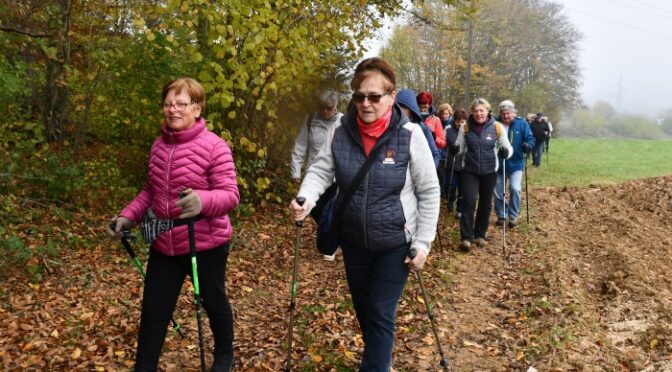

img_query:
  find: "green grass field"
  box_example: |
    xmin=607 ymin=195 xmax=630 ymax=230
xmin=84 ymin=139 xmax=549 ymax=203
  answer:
xmin=526 ymin=138 xmax=672 ymax=187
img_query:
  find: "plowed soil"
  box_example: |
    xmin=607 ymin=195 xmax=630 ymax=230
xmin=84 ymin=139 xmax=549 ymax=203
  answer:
xmin=1 ymin=175 xmax=671 ymax=371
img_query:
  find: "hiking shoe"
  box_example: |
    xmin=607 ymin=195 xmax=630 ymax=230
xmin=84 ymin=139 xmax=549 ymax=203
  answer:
xmin=474 ymin=237 xmax=487 ymax=247
xmin=508 ymin=218 xmax=518 ymax=228
xmin=495 ymin=217 xmax=506 ymax=226
xmin=211 ymin=351 xmax=234 ymax=372
xmin=323 ymin=253 xmax=336 ymax=261
xmin=459 ymin=240 xmax=471 ymax=252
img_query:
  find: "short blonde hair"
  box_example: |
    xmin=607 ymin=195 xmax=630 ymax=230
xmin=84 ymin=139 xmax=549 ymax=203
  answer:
xmin=162 ymin=78 xmax=206 ymax=111
xmin=470 ymin=97 xmax=490 ymax=112
xmin=438 ymin=103 xmax=453 ymax=115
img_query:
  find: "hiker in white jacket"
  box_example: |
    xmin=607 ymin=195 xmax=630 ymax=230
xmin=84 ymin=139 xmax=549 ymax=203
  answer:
xmin=291 ymin=90 xmax=343 ymax=181
xmin=290 ymin=90 xmax=343 ymax=260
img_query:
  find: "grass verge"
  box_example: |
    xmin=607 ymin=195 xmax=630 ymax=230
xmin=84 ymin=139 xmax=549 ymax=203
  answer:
xmin=527 ymin=138 xmax=672 ymax=187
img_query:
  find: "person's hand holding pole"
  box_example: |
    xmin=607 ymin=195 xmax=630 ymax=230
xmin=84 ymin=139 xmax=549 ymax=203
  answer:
xmin=289 ymin=197 xmax=310 ymax=224
xmin=405 ymin=248 xmax=427 ymax=271
xmin=106 ymin=216 xmax=134 ymax=238
xmin=176 ymin=188 xmax=202 ymax=219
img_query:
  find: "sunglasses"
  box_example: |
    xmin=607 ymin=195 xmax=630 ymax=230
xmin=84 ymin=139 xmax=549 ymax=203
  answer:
xmin=352 ymin=91 xmax=391 ymax=104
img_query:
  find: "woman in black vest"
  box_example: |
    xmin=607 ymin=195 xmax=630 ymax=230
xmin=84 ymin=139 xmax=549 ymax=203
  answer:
xmin=289 ymin=57 xmax=440 ymax=371
xmin=454 ymin=98 xmax=512 ymax=251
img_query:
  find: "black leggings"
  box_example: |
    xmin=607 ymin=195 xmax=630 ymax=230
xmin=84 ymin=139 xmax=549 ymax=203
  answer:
xmin=459 ymin=171 xmax=497 ymax=241
xmin=135 ymin=243 xmax=233 ymax=371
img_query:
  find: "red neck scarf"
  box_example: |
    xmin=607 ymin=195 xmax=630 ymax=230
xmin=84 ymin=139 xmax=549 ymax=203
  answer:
xmin=357 ymin=108 xmax=392 ymax=156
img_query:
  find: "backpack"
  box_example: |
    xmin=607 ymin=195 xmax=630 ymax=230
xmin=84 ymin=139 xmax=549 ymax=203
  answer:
xmin=305 ymin=113 xmax=315 ymax=144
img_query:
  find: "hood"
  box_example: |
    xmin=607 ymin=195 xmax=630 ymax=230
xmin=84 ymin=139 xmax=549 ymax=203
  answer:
xmin=395 ymin=88 xmax=423 ymax=123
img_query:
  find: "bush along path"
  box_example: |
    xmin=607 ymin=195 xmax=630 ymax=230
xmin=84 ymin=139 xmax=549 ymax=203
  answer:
xmin=1 ymin=175 xmax=671 ymax=371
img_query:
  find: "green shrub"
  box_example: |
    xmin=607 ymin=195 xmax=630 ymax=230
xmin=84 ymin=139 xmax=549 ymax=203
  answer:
xmin=606 ymin=115 xmax=663 ymax=139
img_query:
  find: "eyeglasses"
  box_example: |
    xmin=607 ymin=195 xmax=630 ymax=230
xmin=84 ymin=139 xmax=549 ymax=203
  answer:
xmin=351 ymin=91 xmax=391 ymax=104
xmin=162 ymin=101 xmax=193 ymax=111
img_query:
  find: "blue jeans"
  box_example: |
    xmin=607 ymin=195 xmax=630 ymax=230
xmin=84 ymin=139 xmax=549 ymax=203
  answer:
xmin=494 ymin=170 xmax=523 ymax=220
xmin=532 ymin=139 xmax=545 ymax=166
xmin=341 ymin=243 xmax=410 ymax=372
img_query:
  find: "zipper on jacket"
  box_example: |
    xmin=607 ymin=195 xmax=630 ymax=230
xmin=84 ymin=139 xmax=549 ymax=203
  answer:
xmin=477 ymin=129 xmax=483 ymax=174
xmin=362 ymin=172 xmax=369 ymax=250
xmin=166 ymin=138 xmax=177 ymax=256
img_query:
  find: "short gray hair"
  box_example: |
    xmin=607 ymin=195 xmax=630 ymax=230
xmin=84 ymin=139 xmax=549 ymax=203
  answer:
xmin=318 ymin=90 xmax=339 ymax=107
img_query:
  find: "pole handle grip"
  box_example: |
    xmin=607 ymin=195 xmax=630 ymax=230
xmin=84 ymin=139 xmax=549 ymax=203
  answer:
xmin=294 ymin=197 xmax=306 ymax=227
xmin=408 ymin=248 xmax=417 ymax=259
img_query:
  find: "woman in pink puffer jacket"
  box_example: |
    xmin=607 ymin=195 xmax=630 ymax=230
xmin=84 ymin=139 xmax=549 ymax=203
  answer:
xmin=106 ymin=78 xmax=239 ymax=372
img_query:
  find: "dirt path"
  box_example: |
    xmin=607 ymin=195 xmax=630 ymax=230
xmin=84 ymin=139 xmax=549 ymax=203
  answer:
xmin=1 ymin=176 xmax=671 ymax=371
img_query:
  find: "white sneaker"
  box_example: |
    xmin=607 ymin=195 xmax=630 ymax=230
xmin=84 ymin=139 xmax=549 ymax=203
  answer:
xmin=323 ymin=253 xmax=336 ymax=261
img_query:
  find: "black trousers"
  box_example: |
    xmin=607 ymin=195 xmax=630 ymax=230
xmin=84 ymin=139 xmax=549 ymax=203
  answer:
xmin=459 ymin=171 xmax=497 ymax=241
xmin=135 ymin=243 xmax=233 ymax=371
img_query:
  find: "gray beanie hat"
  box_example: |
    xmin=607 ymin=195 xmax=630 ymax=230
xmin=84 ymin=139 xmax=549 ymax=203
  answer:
xmin=499 ymin=100 xmax=516 ymax=112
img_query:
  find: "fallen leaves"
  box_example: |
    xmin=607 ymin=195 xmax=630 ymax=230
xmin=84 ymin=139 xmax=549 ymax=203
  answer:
xmin=462 ymin=340 xmax=484 ymax=349
xmin=2 ymin=176 xmax=672 ymax=370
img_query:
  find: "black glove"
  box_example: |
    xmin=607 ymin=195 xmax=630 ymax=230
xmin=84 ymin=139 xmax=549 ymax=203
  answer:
xmin=448 ymin=143 xmax=460 ymax=155
xmin=521 ymin=142 xmax=531 ymax=153
xmin=498 ymin=147 xmax=509 ymax=158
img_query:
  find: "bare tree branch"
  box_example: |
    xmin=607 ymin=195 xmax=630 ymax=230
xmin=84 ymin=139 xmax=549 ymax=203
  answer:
xmin=0 ymin=26 xmax=50 ymax=38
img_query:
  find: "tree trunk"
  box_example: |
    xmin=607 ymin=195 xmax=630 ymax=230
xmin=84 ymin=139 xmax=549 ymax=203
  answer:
xmin=43 ymin=0 xmax=72 ymax=142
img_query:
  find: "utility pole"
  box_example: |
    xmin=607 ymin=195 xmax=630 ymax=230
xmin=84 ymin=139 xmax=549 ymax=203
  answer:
xmin=464 ymin=18 xmax=474 ymax=107
xmin=617 ymin=74 xmax=623 ymax=109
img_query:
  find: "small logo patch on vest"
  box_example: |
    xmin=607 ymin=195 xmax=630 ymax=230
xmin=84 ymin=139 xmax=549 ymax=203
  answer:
xmin=383 ymin=149 xmax=395 ymax=164
xmin=486 ymin=135 xmax=493 ymax=141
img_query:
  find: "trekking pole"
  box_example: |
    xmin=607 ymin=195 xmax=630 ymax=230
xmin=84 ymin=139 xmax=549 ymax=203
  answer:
xmin=435 ymin=222 xmax=444 ymax=252
xmin=180 ymin=191 xmax=206 ymax=372
xmin=502 ymin=158 xmax=507 ymax=257
xmin=524 ymin=153 xmax=530 ymax=225
xmin=435 ymin=158 xmax=447 ymax=252
xmin=447 ymin=156 xmax=456 ymax=218
xmin=408 ymin=248 xmax=450 ymax=371
xmin=110 ymin=223 xmax=184 ymax=338
xmin=285 ymin=196 xmax=305 ymax=372
xmin=502 ymin=159 xmax=508 ymax=247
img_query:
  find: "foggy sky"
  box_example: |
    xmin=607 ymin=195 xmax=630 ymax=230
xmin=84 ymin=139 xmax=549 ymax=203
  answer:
xmin=366 ymin=0 xmax=672 ymax=117
xmin=553 ymin=0 xmax=672 ymax=116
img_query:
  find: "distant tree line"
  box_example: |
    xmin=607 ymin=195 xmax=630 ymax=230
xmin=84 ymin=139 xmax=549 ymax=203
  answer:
xmin=563 ymin=101 xmax=671 ymax=139
xmin=380 ymin=0 xmax=582 ymax=123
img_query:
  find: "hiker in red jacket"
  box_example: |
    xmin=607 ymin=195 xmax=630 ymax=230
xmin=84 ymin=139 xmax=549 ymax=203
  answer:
xmin=417 ymin=91 xmax=447 ymax=150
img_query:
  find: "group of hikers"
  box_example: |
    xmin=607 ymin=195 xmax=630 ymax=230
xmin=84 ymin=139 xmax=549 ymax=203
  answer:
xmin=105 ymin=56 xmax=553 ymax=371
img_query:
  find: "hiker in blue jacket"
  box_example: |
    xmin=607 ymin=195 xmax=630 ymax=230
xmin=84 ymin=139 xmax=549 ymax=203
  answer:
xmin=493 ymin=100 xmax=535 ymax=227
xmin=395 ymin=88 xmax=442 ymax=168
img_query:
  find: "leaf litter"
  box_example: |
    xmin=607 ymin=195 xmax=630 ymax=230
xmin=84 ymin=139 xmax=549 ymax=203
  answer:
xmin=0 ymin=175 xmax=671 ymax=370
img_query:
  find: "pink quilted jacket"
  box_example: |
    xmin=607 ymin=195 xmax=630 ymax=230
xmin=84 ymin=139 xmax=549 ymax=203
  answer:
xmin=120 ymin=118 xmax=239 ymax=256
